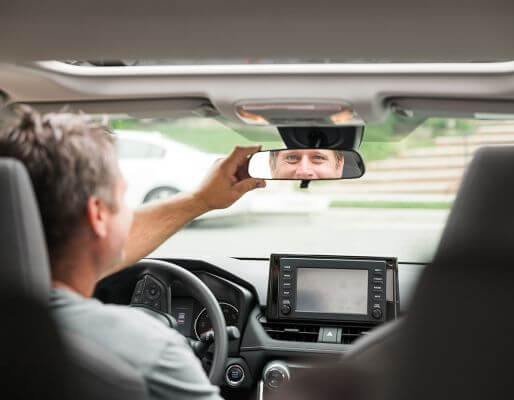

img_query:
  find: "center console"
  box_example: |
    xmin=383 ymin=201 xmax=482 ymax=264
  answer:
xmin=258 ymin=254 xmax=399 ymax=396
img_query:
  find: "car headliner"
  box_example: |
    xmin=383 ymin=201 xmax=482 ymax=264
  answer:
xmin=2 ymin=1 xmax=514 ymax=130
xmin=1 ymin=1 xmax=514 ymax=63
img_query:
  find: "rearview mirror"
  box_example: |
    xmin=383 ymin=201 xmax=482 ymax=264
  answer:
xmin=248 ymin=148 xmax=365 ymax=180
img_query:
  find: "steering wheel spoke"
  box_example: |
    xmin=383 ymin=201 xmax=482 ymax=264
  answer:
xmin=189 ymin=326 xmax=241 ymax=359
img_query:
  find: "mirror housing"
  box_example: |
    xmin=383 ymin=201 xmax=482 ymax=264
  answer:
xmin=278 ymin=126 xmax=364 ymax=150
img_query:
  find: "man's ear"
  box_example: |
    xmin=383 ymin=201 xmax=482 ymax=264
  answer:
xmin=85 ymin=196 xmax=109 ymax=238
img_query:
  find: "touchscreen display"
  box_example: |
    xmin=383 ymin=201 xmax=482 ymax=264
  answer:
xmin=296 ymin=268 xmax=368 ymax=314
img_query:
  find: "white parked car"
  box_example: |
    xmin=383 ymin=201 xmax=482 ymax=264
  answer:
xmin=115 ymin=130 xmax=249 ymax=219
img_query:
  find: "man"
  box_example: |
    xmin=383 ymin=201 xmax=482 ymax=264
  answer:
xmin=269 ymin=149 xmax=344 ymax=179
xmin=0 ymin=105 xmax=266 ymax=400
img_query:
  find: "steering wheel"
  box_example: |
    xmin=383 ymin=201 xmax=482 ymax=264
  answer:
xmin=132 ymin=259 xmax=228 ymax=384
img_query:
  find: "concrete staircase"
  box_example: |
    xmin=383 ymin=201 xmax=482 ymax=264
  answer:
xmin=325 ymin=122 xmax=514 ymax=196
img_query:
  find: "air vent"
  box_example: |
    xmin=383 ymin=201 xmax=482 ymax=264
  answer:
xmin=341 ymin=325 xmax=372 ymax=344
xmin=259 ymin=317 xmax=372 ymax=344
xmin=261 ymin=321 xmax=320 ymax=342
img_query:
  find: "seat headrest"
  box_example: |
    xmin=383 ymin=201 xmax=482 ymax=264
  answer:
xmin=0 ymin=158 xmax=51 ymax=300
xmin=434 ymin=146 xmax=514 ymax=267
xmin=385 ymin=146 xmax=514 ymax=400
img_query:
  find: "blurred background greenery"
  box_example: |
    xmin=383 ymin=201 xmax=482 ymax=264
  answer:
xmin=110 ymin=116 xmax=473 ymax=162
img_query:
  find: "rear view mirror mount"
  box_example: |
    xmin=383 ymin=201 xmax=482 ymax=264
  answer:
xmin=278 ymin=126 xmax=364 ymax=150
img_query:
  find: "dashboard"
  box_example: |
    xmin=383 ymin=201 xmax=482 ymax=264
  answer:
xmin=94 ymin=254 xmax=425 ymax=398
xmin=164 ymin=270 xmax=254 ymax=358
xmin=192 ymin=301 xmax=239 ymax=340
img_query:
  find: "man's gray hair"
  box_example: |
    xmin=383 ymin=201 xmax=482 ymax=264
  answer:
xmin=0 ymin=105 xmax=118 ymax=266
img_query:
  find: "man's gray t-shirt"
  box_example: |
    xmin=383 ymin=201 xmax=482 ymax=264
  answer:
xmin=50 ymin=288 xmax=222 ymax=400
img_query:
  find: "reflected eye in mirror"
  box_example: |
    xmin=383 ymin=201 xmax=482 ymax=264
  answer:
xmin=248 ymin=148 xmax=365 ymax=180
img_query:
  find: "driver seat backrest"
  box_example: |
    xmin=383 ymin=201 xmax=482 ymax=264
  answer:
xmin=0 ymin=157 xmax=147 ymax=400
xmin=344 ymin=146 xmax=514 ymax=400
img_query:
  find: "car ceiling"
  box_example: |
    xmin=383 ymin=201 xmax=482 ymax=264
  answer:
xmin=2 ymin=0 xmax=514 ymax=125
xmin=2 ymin=1 xmax=514 ymax=62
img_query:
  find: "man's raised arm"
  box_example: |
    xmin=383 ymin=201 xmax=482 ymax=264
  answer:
xmin=102 ymin=146 xmax=265 ymax=278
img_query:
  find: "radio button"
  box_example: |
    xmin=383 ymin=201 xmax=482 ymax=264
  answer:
xmin=280 ymin=304 xmax=291 ymax=315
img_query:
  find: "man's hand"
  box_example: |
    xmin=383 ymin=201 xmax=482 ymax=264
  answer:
xmin=194 ymin=146 xmax=266 ymax=210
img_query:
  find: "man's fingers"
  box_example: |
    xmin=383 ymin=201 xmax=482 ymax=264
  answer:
xmin=211 ymin=158 xmax=224 ymax=170
xmin=233 ymin=178 xmax=266 ymax=194
xmin=224 ymin=146 xmax=262 ymax=169
xmin=235 ymin=155 xmax=252 ymax=181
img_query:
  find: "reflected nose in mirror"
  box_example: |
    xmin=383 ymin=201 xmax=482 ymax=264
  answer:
xmin=248 ymin=148 xmax=365 ymax=180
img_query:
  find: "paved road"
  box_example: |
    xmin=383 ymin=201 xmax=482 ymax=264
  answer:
xmin=151 ymin=208 xmax=449 ymax=263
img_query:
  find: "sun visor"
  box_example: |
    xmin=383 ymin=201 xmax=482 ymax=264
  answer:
xmin=389 ymin=98 xmax=514 ymax=120
xmin=4 ymin=98 xmax=217 ymax=119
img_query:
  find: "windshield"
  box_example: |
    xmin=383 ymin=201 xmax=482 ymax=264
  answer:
xmin=109 ymin=116 xmax=506 ymax=263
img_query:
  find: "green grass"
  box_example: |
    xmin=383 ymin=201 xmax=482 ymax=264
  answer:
xmin=329 ymin=200 xmax=452 ymax=210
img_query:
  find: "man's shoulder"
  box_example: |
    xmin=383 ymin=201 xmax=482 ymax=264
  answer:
xmin=50 ymin=288 xmax=221 ymax=400
xmin=51 ymin=288 xmax=178 ymax=337
xmin=50 ymin=288 xmax=187 ymax=371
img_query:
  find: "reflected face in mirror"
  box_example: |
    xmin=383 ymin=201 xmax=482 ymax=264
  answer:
xmin=269 ymin=149 xmax=344 ymax=179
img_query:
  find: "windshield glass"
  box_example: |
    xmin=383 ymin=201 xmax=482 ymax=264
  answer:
xmin=109 ymin=116 xmax=507 ymax=263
